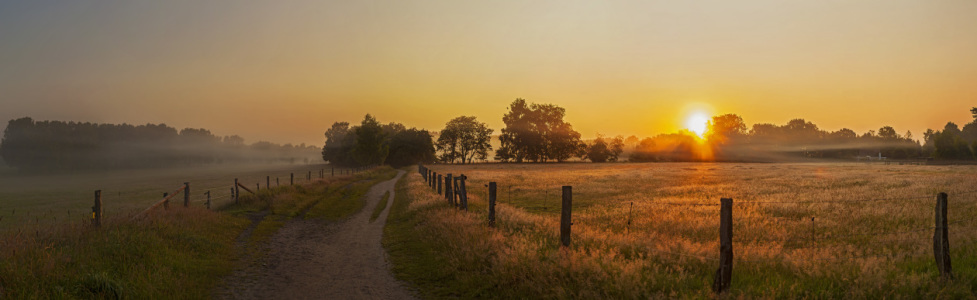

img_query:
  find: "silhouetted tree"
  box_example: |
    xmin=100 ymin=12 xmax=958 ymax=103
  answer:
xmin=436 ymin=116 xmax=493 ymax=164
xmin=321 ymin=122 xmax=356 ymax=166
xmin=352 ymin=114 xmax=388 ymax=166
xmin=584 ymin=135 xmax=624 ymax=163
xmin=496 ymin=99 xmax=583 ymax=162
xmin=386 ymin=128 xmax=436 ymax=168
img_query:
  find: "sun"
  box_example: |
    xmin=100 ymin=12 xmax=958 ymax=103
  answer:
xmin=685 ymin=112 xmax=710 ymax=138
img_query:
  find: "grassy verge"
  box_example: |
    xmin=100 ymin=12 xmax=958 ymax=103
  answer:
xmin=370 ymin=191 xmax=390 ymax=222
xmin=0 ymin=166 xmax=397 ymax=299
xmin=0 ymin=209 xmax=248 ymax=299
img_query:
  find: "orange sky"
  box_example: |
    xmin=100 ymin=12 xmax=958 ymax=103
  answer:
xmin=1 ymin=1 xmax=975 ymax=145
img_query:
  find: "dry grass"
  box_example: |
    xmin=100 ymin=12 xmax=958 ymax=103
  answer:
xmin=392 ymin=162 xmax=977 ymax=298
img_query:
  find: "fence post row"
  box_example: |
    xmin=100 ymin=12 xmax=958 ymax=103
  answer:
xmin=560 ymin=186 xmax=572 ymax=247
xmin=713 ymin=198 xmax=733 ymax=294
xmin=184 ymin=182 xmax=190 ymax=207
xmin=92 ymin=190 xmax=102 ymax=227
xmin=488 ymin=182 xmax=497 ymax=227
xmin=934 ymin=192 xmax=952 ymax=279
xmin=444 ymin=173 xmax=452 ymax=203
xmin=459 ymin=175 xmax=468 ymax=211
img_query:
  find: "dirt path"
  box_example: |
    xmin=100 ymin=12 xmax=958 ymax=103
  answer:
xmin=217 ymin=171 xmax=414 ymax=300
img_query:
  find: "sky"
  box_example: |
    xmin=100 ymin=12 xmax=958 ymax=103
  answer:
xmin=1 ymin=0 xmax=976 ymax=145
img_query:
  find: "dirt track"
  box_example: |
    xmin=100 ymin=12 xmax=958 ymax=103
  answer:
xmin=217 ymin=171 xmax=414 ymax=299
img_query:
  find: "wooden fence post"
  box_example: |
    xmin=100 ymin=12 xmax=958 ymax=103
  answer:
xmin=489 ymin=182 xmax=497 ymax=227
xmin=256 ymin=183 xmax=259 ymax=192
xmin=184 ymin=182 xmax=190 ymax=207
xmin=453 ymin=177 xmax=460 ymax=207
xmin=290 ymin=173 xmax=294 ymax=185
xmin=713 ymin=198 xmax=733 ymax=294
xmin=92 ymin=190 xmax=102 ymax=227
xmin=445 ymin=174 xmax=453 ymax=204
xmin=934 ymin=192 xmax=952 ymax=279
xmin=459 ymin=175 xmax=468 ymax=211
xmin=433 ymin=172 xmax=438 ymax=190
xmin=206 ymin=191 xmax=211 ymax=210
xmin=234 ymin=178 xmax=240 ymax=204
xmin=267 ymin=176 xmax=270 ymax=189
xmin=308 ymin=171 xmax=312 ymax=181
xmin=560 ymin=186 xmax=572 ymax=247
xmin=437 ymin=174 xmax=443 ymax=194
xmin=163 ymin=192 xmax=169 ymax=210
xmin=231 ymin=187 xmax=236 ymax=204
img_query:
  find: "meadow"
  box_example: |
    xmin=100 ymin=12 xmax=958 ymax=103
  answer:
xmin=0 ymin=163 xmax=357 ymax=231
xmin=0 ymin=163 xmax=396 ymax=299
xmin=386 ymin=162 xmax=977 ymax=298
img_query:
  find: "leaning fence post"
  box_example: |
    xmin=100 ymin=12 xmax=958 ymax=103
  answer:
xmin=163 ymin=192 xmax=170 ymax=210
xmin=92 ymin=190 xmax=102 ymax=227
xmin=560 ymin=186 xmax=572 ymax=247
xmin=445 ymin=174 xmax=453 ymax=204
xmin=459 ymin=175 xmax=468 ymax=211
xmin=934 ymin=192 xmax=952 ymax=279
xmin=234 ymin=178 xmax=240 ymax=204
xmin=184 ymin=182 xmax=190 ymax=207
xmin=206 ymin=191 xmax=211 ymax=210
xmin=713 ymin=198 xmax=733 ymax=294
xmin=489 ymin=182 xmax=497 ymax=227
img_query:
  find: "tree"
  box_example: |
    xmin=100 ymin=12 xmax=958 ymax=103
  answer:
xmin=706 ymin=114 xmax=747 ymax=145
xmin=321 ymin=122 xmax=356 ymax=166
xmin=584 ymin=135 xmax=624 ymax=163
xmin=386 ymin=128 xmax=436 ymax=167
xmin=352 ymin=114 xmax=389 ymax=166
xmin=436 ymin=116 xmax=493 ymax=164
xmin=496 ymin=99 xmax=583 ymax=162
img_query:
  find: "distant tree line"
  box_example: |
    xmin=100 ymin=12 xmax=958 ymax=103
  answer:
xmin=322 ymin=104 xmax=977 ymax=166
xmin=0 ymin=117 xmax=320 ymax=171
xmin=321 ymin=114 xmax=436 ymax=168
xmin=922 ymin=108 xmax=977 ymax=160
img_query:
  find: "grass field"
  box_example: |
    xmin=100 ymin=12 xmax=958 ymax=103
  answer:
xmin=0 ymin=163 xmax=363 ymax=231
xmin=387 ymin=162 xmax=977 ymax=298
xmin=0 ymin=165 xmax=394 ymax=299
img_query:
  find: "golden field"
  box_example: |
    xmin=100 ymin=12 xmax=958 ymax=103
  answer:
xmin=390 ymin=162 xmax=977 ymax=298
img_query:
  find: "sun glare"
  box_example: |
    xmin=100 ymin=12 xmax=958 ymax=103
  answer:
xmin=685 ymin=112 xmax=709 ymax=138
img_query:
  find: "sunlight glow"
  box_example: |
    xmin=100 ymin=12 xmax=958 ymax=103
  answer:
xmin=685 ymin=112 xmax=710 ymax=138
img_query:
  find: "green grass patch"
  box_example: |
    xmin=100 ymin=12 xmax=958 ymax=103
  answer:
xmin=371 ymin=191 xmax=391 ymax=222
xmin=0 ymin=209 xmax=249 ymax=299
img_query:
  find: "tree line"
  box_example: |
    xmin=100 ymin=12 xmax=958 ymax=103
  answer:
xmin=0 ymin=117 xmax=319 ymax=171
xmin=322 ymin=102 xmax=977 ymax=166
